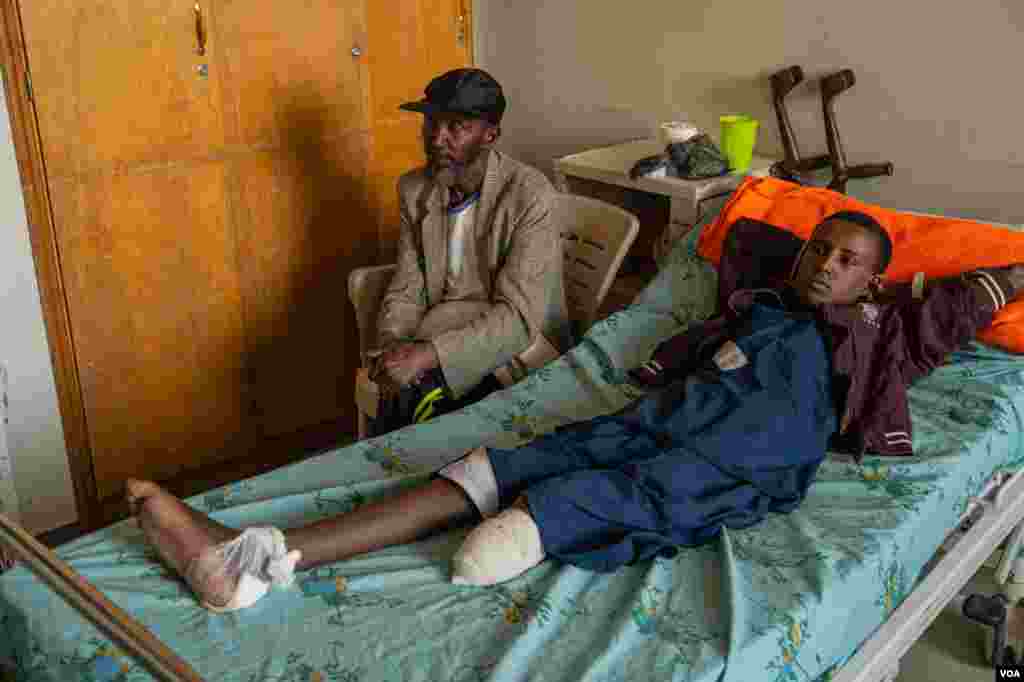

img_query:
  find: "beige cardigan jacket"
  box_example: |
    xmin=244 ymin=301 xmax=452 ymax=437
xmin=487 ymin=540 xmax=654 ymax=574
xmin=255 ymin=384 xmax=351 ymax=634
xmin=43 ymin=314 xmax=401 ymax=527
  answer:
xmin=376 ymin=150 xmax=572 ymax=397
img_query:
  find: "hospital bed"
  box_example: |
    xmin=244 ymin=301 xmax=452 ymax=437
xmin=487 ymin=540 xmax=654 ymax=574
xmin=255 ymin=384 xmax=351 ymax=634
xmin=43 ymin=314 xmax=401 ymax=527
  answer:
xmin=2 ymin=205 xmax=1024 ymax=682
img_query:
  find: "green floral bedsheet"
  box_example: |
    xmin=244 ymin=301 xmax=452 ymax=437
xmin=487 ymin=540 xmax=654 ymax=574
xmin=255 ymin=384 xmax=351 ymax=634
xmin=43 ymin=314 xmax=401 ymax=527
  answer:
xmin=3 ymin=222 xmax=1024 ymax=682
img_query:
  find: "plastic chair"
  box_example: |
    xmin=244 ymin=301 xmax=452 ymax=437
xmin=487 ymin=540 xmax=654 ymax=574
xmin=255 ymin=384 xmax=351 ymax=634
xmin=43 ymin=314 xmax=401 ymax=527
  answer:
xmin=349 ymin=193 xmax=640 ymax=439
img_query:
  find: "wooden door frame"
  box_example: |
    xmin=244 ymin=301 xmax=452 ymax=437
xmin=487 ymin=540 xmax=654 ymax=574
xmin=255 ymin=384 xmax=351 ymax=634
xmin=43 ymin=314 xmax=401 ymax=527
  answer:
xmin=0 ymin=1 xmax=101 ymax=529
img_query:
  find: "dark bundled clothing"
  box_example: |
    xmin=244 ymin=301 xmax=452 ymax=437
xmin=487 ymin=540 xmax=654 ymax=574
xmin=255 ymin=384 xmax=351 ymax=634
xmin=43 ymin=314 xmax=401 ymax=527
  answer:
xmin=628 ymin=136 xmax=730 ymax=180
xmin=369 ymin=368 xmax=502 ymax=437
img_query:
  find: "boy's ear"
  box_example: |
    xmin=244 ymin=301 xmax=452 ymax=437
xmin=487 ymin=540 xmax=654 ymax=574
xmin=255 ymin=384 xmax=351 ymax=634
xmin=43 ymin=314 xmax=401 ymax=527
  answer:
xmin=865 ymin=275 xmax=888 ymax=302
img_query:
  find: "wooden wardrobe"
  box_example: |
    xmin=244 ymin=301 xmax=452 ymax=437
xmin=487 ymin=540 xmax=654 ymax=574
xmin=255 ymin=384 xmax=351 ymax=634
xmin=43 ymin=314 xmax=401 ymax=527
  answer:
xmin=0 ymin=0 xmax=472 ymax=528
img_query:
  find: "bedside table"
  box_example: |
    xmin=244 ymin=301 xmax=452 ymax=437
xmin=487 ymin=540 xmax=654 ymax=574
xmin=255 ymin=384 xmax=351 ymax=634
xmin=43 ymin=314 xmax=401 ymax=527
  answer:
xmin=554 ymin=138 xmax=775 ymax=264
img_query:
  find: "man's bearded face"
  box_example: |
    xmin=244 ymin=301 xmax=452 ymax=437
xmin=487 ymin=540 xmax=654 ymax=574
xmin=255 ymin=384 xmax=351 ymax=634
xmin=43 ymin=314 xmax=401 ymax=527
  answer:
xmin=422 ymin=113 xmax=494 ymax=187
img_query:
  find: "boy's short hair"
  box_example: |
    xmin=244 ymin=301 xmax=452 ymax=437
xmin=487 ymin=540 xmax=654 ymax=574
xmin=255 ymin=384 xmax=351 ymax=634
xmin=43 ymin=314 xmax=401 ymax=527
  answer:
xmin=817 ymin=210 xmax=893 ymax=274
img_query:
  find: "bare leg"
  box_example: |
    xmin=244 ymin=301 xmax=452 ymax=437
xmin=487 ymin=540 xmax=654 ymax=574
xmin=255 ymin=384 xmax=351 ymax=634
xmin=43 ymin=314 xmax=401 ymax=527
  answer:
xmin=126 ymin=477 xmax=475 ymax=591
xmin=126 ymin=480 xmax=238 ymax=575
xmin=285 ymin=478 xmax=475 ymax=570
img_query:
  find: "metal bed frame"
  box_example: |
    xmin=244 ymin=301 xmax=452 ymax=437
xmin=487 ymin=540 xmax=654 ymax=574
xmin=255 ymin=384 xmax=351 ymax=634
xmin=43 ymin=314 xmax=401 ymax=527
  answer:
xmin=835 ymin=467 xmax=1024 ymax=682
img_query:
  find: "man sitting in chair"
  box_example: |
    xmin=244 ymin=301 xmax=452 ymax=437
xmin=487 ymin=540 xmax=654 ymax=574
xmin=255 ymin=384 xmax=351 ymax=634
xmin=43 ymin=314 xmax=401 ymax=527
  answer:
xmin=365 ymin=68 xmax=572 ymax=436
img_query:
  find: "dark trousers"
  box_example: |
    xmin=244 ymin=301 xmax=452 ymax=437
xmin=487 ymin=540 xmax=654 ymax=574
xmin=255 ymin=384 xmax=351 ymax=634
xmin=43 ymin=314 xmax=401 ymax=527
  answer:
xmin=368 ymin=368 xmax=503 ymax=438
xmin=483 ymin=303 xmax=836 ymax=572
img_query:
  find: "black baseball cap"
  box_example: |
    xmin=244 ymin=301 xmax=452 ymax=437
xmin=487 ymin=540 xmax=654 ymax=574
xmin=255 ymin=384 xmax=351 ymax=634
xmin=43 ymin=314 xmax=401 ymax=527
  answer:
xmin=400 ymin=68 xmax=506 ymax=124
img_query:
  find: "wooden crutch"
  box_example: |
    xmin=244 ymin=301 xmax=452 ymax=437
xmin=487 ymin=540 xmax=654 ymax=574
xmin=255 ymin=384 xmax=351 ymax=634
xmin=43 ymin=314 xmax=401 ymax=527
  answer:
xmin=769 ymin=65 xmax=832 ymax=183
xmin=820 ymin=69 xmax=895 ymax=194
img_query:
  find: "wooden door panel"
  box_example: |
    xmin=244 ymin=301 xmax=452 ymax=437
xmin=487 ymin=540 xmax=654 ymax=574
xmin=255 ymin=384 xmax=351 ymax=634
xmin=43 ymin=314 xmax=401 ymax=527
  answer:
xmin=364 ymin=0 xmax=472 ymax=124
xmin=50 ymin=164 xmax=247 ymax=500
xmin=364 ymin=0 xmax=435 ymax=227
xmin=14 ymin=0 xmax=473 ymax=522
xmin=368 ymin=117 xmax=424 ymax=258
xmin=21 ymin=0 xmax=227 ymax=179
xmin=213 ymin=0 xmax=369 ymax=148
xmin=421 ymin=0 xmax=474 ymax=74
xmin=365 ymin=0 xmax=472 ymax=253
xmin=232 ymin=131 xmax=373 ymax=438
xmin=365 ymin=0 xmax=430 ymax=126
xmin=210 ymin=1 xmax=372 ymax=440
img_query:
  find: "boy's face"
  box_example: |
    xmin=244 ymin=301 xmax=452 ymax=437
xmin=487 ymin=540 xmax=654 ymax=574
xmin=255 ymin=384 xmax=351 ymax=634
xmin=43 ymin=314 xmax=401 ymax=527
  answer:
xmin=791 ymin=219 xmax=883 ymax=306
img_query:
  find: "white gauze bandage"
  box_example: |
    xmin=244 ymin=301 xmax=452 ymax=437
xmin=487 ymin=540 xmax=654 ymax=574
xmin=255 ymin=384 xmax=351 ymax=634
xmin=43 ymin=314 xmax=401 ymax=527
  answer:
xmin=185 ymin=526 xmax=301 ymax=612
xmin=438 ymin=447 xmax=500 ymax=518
xmin=451 ymin=506 xmax=546 ymax=586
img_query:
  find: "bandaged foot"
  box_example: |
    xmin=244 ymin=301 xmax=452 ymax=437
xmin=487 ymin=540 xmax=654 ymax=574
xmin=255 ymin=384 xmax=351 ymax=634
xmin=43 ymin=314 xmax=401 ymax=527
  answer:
xmin=451 ymin=505 xmax=545 ymax=586
xmin=185 ymin=527 xmax=301 ymax=611
xmin=127 ymin=479 xmax=300 ymax=611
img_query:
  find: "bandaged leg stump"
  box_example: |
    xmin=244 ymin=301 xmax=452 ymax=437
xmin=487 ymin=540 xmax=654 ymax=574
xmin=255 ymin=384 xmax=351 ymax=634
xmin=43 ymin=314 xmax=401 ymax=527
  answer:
xmin=451 ymin=505 xmax=546 ymax=586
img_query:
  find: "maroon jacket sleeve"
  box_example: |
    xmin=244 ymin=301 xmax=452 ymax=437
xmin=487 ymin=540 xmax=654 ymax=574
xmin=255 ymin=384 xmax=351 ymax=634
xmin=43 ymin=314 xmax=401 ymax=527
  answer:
xmin=893 ymin=269 xmax=1017 ymax=386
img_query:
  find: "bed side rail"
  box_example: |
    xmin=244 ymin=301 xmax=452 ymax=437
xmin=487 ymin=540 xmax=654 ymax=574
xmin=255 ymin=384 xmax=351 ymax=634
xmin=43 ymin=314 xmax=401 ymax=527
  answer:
xmin=0 ymin=512 xmax=204 ymax=682
xmin=833 ymin=466 xmax=1024 ymax=682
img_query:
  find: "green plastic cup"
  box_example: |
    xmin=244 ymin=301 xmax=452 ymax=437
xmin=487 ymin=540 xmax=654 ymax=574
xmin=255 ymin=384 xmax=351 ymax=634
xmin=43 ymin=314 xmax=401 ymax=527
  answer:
xmin=719 ymin=115 xmax=760 ymax=172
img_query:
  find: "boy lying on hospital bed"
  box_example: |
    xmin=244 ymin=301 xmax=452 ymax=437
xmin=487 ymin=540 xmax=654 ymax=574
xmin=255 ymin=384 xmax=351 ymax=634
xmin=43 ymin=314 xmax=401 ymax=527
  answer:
xmin=126 ymin=211 xmax=1024 ymax=612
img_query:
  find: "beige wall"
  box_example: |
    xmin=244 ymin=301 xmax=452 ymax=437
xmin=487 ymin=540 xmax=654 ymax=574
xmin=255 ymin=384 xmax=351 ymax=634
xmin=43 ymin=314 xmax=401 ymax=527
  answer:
xmin=0 ymin=78 xmax=77 ymax=534
xmin=476 ymin=1 xmax=1024 ymax=224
